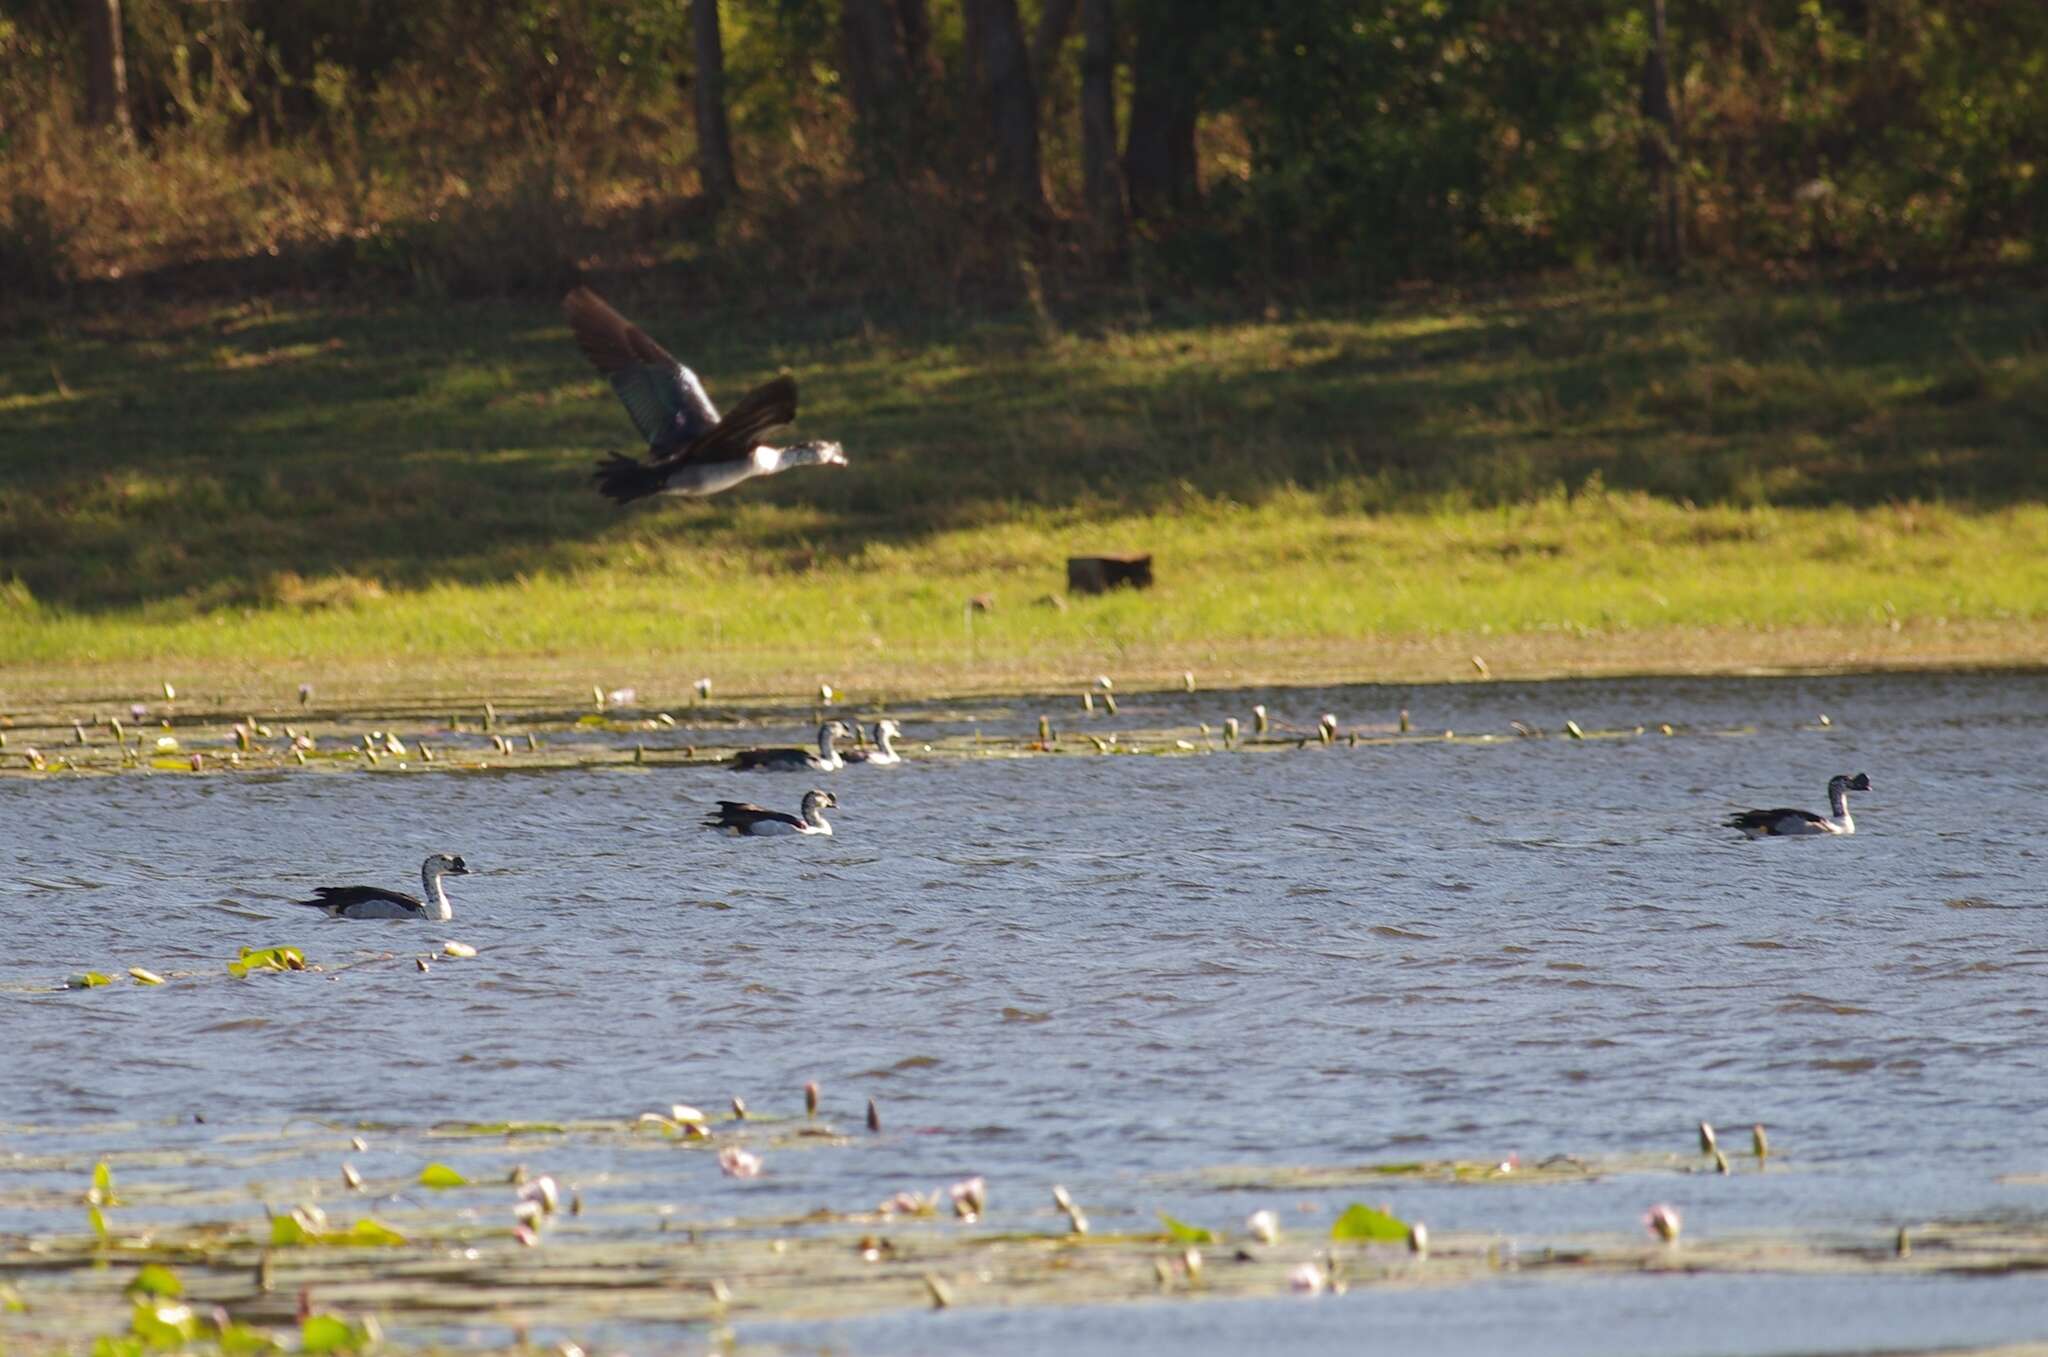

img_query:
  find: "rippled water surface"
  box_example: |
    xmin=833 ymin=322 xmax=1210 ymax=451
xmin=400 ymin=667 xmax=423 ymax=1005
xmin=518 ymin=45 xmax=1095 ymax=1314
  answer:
xmin=5 ymin=671 xmax=2048 ymax=1352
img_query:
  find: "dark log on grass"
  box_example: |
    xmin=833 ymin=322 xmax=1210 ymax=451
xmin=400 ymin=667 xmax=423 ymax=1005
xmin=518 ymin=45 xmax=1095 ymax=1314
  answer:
xmin=1067 ymin=553 xmax=1152 ymax=594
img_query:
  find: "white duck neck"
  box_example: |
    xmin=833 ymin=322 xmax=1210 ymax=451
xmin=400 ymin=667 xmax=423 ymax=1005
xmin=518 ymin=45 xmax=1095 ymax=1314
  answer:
xmin=1827 ymin=780 xmax=1854 ymax=831
xmin=420 ymin=862 xmax=454 ymax=920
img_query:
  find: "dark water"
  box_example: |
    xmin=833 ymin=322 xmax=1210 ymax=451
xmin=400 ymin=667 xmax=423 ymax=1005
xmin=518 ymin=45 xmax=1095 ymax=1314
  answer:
xmin=4 ymin=671 xmax=2047 ymax=1352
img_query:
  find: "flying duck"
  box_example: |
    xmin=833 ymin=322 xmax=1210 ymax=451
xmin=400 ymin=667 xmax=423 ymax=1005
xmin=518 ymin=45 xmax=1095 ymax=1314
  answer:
xmin=842 ymin=719 xmax=904 ymax=765
xmin=1725 ymin=773 xmax=1872 ymax=838
xmin=732 ymin=720 xmax=850 ymax=772
xmin=705 ymin=789 xmax=837 ymax=837
xmin=293 ymin=853 xmax=472 ymax=920
xmin=562 ymin=287 xmax=848 ymax=503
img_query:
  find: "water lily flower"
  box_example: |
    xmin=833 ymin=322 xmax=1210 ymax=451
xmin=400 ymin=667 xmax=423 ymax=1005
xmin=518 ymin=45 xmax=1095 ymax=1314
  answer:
xmin=730 ymin=1095 xmax=748 ymax=1119
xmin=949 ymin=1176 xmax=986 ymax=1219
xmin=513 ymin=1223 xmax=540 ymax=1247
xmin=1180 ymin=1247 xmax=1203 ymax=1280
xmin=1752 ymin=1124 xmax=1769 ymax=1161
xmin=1646 ymin=1203 xmax=1681 ymax=1243
xmin=1246 ymin=1209 xmax=1280 ymax=1244
xmin=607 ymin=688 xmax=636 ymax=707
xmin=1288 ymin=1262 xmax=1326 ymax=1295
xmin=514 ymin=1198 xmax=544 ymax=1227
xmin=1698 ymin=1121 xmax=1718 ymax=1156
xmin=1408 ymin=1222 xmax=1429 ymax=1255
xmin=518 ymin=1176 xmax=559 ymax=1214
xmin=718 ymin=1148 xmax=762 ymax=1179
xmin=804 ymin=1080 xmax=820 ymax=1116
xmin=130 ymin=703 xmax=149 ymax=720
xmin=881 ymin=1190 xmax=937 ymax=1216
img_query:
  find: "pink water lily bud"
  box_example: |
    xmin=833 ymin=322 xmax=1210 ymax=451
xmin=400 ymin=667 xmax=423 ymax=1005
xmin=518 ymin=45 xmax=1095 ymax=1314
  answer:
xmin=1246 ymin=1209 xmax=1280 ymax=1244
xmin=1646 ymin=1203 xmax=1681 ymax=1243
xmin=805 ymin=1081 xmax=821 ymax=1116
xmin=719 ymin=1148 xmax=763 ymax=1178
xmin=513 ymin=1223 xmax=540 ymax=1248
xmin=881 ymin=1190 xmax=936 ymax=1216
xmin=1288 ymin=1262 xmax=1326 ymax=1294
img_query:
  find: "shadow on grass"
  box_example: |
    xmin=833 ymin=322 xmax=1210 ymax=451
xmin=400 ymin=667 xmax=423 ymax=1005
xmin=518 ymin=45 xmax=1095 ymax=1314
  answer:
xmin=1 ymin=275 xmax=2045 ymax=612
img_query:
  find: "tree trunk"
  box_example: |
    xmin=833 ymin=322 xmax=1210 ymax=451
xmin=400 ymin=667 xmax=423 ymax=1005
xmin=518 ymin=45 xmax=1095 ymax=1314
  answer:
xmin=1030 ymin=0 xmax=1079 ymax=89
xmin=966 ymin=0 xmax=1047 ymax=220
xmin=1639 ymin=0 xmax=1683 ymax=270
xmin=80 ymin=0 xmax=134 ymax=143
xmin=841 ymin=0 xmax=915 ymax=165
xmin=893 ymin=0 xmax=936 ymax=82
xmin=690 ymin=0 xmax=739 ymax=205
xmin=1080 ymin=0 xmax=1123 ymax=241
xmin=1124 ymin=10 xmax=1200 ymax=222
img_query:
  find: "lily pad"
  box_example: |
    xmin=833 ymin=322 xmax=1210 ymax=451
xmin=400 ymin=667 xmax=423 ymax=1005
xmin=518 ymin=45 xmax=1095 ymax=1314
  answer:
xmin=1158 ymin=1212 xmax=1215 ymax=1244
xmin=417 ymin=1162 xmax=470 ymax=1189
xmin=1330 ymin=1202 xmax=1411 ymax=1242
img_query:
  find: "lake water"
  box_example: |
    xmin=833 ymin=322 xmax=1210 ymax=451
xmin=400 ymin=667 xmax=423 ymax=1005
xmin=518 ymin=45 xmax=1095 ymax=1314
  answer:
xmin=4 ymin=670 xmax=2047 ymax=1353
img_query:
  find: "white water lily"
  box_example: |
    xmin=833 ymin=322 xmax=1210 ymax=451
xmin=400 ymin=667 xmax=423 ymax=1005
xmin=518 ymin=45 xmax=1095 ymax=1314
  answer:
xmin=1246 ymin=1209 xmax=1280 ymax=1244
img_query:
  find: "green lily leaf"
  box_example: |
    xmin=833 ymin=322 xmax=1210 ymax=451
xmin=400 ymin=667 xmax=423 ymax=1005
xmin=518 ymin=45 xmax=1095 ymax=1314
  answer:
xmin=228 ymin=946 xmax=306 ymax=978
xmin=341 ymin=1218 xmax=406 ymax=1246
xmin=90 ymin=1336 xmax=146 ymax=1357
xmin=90 ymin=1160 xmax=121 ymax=1205
xmin=1330 ymin=1202 xmax=1411 ymax=1242
xmin=128 ymin=1298 xmax=200 ymax=1348
xmin=67 ymin=972 xmax=114 ymax=989
xmin=87 ymin=1205 xmax=110 ymax=1243
xmin=300 ymin=1313 xmax=378 ymax=1354
xmin=1157 ymin=1212 xmax=1215 ymax=1244
xmin=216 ymin=1320 xmax=283 ymax=1355
xmin=417 ymin=1162 xmax=469 ymax=1189
xmin=123 ymin=1264 xmax=182 ymax=1298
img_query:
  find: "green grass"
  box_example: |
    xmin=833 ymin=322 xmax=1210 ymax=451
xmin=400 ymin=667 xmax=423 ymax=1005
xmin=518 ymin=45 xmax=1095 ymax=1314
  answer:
xmin=2 ymin=276 xmax=2046 ymax=695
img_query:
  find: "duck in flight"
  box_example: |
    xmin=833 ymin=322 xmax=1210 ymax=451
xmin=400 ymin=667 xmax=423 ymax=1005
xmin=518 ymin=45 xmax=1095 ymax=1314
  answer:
xmin=563 ymin=287 xmax=848 ymax=503
xmin=842 ymin=719 xmax=904 ymax=765
xmin=706 ymin=789 xmax=838 ymax=837
xmin=292 ymin=853 xmax=472 ymax=919
xmin=732 ymin=720 xmax=850 ymax=772
xmin=1725 ymin=773 xmax=1872 ymax=838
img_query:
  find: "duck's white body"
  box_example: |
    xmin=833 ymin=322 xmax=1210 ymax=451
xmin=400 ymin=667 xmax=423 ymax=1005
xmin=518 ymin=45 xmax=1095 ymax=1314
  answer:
xmin=1727 ymin=773 xmax=1870 ymax=839
xmin=843 ymin=720 xmax=903 ymax=766
xmin=706 ymin=790 xmax=837 ymax=836
xmin=295 ymin=853 xmax=471 ymax=920
xmin=651 ymin=443 xmax=842 ymax=498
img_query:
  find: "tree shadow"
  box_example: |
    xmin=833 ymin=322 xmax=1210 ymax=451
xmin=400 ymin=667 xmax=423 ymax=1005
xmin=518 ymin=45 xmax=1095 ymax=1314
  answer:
xmin=2 ymin=273 xmax=2043 ymax=613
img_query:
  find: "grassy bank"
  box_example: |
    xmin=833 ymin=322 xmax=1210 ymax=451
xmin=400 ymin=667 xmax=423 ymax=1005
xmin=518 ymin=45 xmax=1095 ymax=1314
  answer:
xmin=2 ymin=277 xmax=2045 ymax=700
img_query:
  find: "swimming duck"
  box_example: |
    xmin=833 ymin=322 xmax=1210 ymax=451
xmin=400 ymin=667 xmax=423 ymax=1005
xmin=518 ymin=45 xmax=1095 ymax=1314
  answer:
xmin=563 ymin=287 xmax=848 ymax=503
xmin=1725 ymin=773 xmax=1872 ymax=838
xmin=293 ymin=853 xmax=472 ymax=920
xmin=732 ymin=720 xmax=850 ymax=772
xmin=842 ymin=719 xmax=904 ymax=765
xmin=705 ymin=789 xmax=837 ymax=837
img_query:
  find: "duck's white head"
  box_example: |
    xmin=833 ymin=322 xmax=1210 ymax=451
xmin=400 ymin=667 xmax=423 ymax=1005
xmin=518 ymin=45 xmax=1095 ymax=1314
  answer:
xmin=801 ymin=788 xmax=839 ymax=815
xmin=875 ymin=719 xmax=903 ymax=740
xmin=822 ymin=719 xmax=852 ymax=740
xmin=424 ymin=852 xmax=471 ymax=878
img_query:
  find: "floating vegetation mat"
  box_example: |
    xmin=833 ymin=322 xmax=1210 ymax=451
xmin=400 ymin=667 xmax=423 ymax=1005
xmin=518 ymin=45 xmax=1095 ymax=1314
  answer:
xmin=0 ymin=680 xmax=1776 ymax=780
xmin=5 ymin=1112 xmax=2046 ymax=1355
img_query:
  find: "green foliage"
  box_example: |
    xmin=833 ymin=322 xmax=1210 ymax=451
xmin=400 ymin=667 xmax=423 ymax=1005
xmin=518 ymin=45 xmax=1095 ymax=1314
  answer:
xmin=416 ymin=1163 xmax=470 ymax=1189
xmin=227 ymin=946 xmax=306 ymax=978
xmin=1157 ymin=1212 xmax=1215 ymax=1244
xmin=300 ymin=1312 xmax=378 ymax=1355
xmin=1329 ymin=1202 xmax=1411 ymax=1243
xmin=270 ymin=1212 xmax=407 ymax=1247
xmin=67 ymin=973 xmax=115 ymax=990
xmin=122 ymin=1264 xmax=183 ymax=1299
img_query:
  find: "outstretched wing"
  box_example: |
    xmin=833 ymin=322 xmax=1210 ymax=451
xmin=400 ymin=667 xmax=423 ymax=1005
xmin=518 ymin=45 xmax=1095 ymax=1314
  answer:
xmin=562 ymin=287 xmax=721 ymax=447
xmin=664 ymin=375 xmax=799 ymax=467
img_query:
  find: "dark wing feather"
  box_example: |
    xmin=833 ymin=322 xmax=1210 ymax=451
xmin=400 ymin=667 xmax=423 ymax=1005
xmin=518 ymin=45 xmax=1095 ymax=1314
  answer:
xmin=562 ymin=287 xmax=720 ymax=447
xmin=299 ymin=885 xmax=423 ymax=911
xmin=659 ymin=375 xmax=799 ymax=468
xmin=1725 ymin=807 xmax=1822 ymax=834
xmin=731 ymin=747 xmax=805 ymax=770
xmin=705 ymin=801 xmax=804 ymax=831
